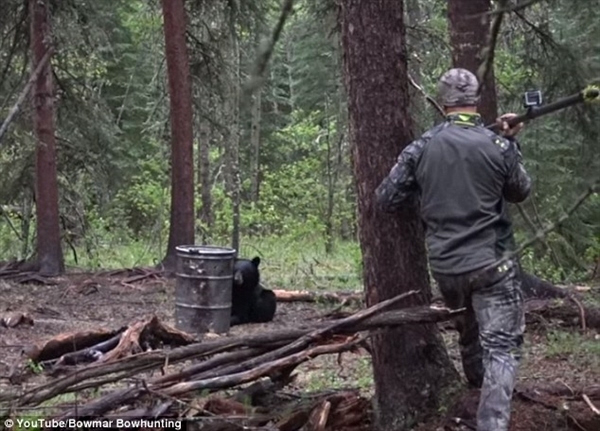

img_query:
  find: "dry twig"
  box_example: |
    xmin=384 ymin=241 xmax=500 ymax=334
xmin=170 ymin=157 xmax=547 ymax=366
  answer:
xmin=582 ymin=394 xmax=600 ymax=416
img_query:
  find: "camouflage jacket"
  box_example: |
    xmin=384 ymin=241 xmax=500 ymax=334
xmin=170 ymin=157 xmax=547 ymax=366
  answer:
xmin=376 ymin=113 xmax=532 ymax=275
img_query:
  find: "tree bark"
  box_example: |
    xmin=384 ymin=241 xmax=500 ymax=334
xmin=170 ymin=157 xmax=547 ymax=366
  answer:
xmin=198 ymin=116 xmax=213 ymax=241
xmin=250 ymin=89 xmax=262 ymax=203
xmin=192 ymin=0 xmax=215 ymax=242
xmin=21 ymin=189 xmax=33 ymax=259
xmin=30 ymin=0 xmax=64 ymax=276
xmin=225 ymin=18 xmax=241 ymax=254
xmin=324 ymin=98 xmax=336 ymax=254
xmin=161 ymin=0 xmax=195 ymax=270
xmin=340 ymin=1 xmax=459 ymax=429
xmin=447 ymin=0 xmax=499 ymax=124
xmin=406 ymin=0 xmax=429 ymax=131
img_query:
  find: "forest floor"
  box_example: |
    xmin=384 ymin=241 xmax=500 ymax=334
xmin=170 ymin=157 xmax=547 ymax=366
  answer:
xmin=0 ymin=271 xmax=599 ymax=430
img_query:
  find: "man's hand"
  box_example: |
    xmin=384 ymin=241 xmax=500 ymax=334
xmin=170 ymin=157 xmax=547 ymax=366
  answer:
xmin=496 ymin=113 xmax=524 ymax=138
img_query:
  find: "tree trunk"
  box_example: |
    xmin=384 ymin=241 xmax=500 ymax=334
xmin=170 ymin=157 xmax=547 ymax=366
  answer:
xmin=324 ymin=100 xmax=335 ymax=254
xmin=224 ymin=19 xmax=241 ymax=253
xmin=406 ymin=0 xmax=429 ymax=131
xmin=340 ymin=1 xmax=459 ymax=429
xmin=198 ymin=116 xmax=213 ymax=242
xmin=161 ymin=0 xmax=195 ymax=270
xmin=223 ymin=15 xmax=241 ymax=253
xmin=250 ymin=89 xmax=262 ymax=203
xmin=21 ymin=190 xmax=32 ymax=260
xmin=30 ymin=0 xmax=64 ymax=276
xmin=447 ymin=0 xmax=498 ymax=124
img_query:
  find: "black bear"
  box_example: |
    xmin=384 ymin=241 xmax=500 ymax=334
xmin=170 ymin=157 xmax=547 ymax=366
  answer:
xmin=230 ymin=256 xmax=277 ymax=326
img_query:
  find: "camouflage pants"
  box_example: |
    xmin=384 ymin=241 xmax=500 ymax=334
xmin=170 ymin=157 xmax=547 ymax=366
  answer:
xmin=434 ymin=259 xmax=525 ymax=431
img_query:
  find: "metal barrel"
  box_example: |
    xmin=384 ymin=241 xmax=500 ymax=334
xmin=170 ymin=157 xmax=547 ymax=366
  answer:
xmin=175 ymin=245 xmax=236 ymax=335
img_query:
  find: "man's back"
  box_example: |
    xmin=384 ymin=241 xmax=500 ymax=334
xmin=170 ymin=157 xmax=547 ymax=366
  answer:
xmin=376 ymin=113 xmax=531 ymax=276
xmin=417 ymin=116 xmax=514 ymax=274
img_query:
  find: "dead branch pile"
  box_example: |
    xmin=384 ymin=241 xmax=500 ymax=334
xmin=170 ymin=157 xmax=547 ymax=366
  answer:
xmin=1 ymin=279 xmax=598 ymax=429
xmin=0 ymin=291 xmax=460 ymax=429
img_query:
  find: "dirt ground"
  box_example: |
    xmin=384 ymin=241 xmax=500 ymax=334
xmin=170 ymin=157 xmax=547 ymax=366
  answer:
xmin=0 ymin=273 xmax=599 ymax=430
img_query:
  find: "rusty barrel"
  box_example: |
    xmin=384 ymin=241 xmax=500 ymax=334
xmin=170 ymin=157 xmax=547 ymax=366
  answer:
xmin=175 ymin=245 xmax=236 ymax=335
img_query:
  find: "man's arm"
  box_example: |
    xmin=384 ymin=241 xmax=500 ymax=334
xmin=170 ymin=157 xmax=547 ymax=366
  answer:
xmin=503 ymin=138 xmax=532 ymax=203
xmin=375 ymin=139 xmax=424 ymax=212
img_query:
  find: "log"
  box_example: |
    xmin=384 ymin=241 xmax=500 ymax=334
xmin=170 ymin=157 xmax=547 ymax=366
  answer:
xmin=27 ymin=328 xmax=126 ymax=362
xmin=516 ymin=383 xmax=600 ymax=401
xmin=525 ymin=298 xmax=600 ymax=330
xmin=521 ymin=272 xmax=569 ymax=299
xmin=306 ymin=399 xmax=331 ymax=431
xmin=273 ymin=289 xmax=363 ymax=305
xmin=51 ymin=331 xmax=123 ymax=368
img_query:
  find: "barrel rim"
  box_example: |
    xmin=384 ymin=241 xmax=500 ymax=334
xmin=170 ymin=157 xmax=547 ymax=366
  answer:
xmin=175 ymin=302 xmax=231 ymax=310
xmin=175 ymin=273 xmax=233 ymax=280
xmin=175 ymin=245 xmax=237 ymax=256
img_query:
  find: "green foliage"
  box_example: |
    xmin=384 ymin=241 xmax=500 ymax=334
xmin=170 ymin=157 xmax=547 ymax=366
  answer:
xmin=26 ymin=360 xmax=44 ymax=375
xmin=236 ymin=235 xmax=362 ymax=290
xmin=110 ymin=156 xmax=169 ymax=236
xmin=0 ymin=0 xmax=596 ymax=284
xmin=545 ymin=330 xmax=600 ymax=362
xmin=303 ymin=355 xmax=373 ymax=394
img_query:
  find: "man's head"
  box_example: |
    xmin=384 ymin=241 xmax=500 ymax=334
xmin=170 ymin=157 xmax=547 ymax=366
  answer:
xmin=437 ymin=68 xmax=480 ymax=112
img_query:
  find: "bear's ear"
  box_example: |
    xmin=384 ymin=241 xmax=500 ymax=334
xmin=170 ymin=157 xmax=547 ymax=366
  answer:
xmin=251 ymin=256 xmax=261 ymax=267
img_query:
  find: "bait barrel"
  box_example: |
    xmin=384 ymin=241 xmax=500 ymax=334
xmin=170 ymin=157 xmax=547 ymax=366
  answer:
xmin=175 ymin=245 xmax=236 ymax=335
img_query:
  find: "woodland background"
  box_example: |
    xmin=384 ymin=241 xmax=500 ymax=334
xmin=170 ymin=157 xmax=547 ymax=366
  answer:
xmin=0 ymin=0 xmax=598 ymax=285
xmin=0 ymin=1 xmax=599 ymax=430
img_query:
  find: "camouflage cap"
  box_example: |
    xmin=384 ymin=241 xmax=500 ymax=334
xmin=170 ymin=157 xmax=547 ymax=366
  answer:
xmin=437 ymin=68 xmax=480 ymax=107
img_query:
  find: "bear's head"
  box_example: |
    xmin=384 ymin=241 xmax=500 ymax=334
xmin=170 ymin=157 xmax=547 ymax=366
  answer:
xmin=233 ymin=256 xmax=261 ymax=287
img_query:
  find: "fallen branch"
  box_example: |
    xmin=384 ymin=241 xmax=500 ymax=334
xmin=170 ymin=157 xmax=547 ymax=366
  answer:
xmin=162 ymin=335 xmax=366 ymax=398
xmin=51 ymin=331 xmax=123 ymax=368
xmin=520 ymin=384 xmax=600 ymax=400
xmin=27 ymin=328 xmax=125 ymax=363
xmin=524 ymin=298 xmax=600 ymax=330
xmin=57 ymin=336 xmax=365 ymax=420
xmin=515 ymin=387 xmax=591 ymax=431
xmin=582 ymin=394 xmax=600 ymax=416
xmin=121 ymin=269 xmax=164 ymax=285
xmin=273 ymin=289 xmax=362 ymax=305
xmin=99 ymin=316 xmax=195 ymax=363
